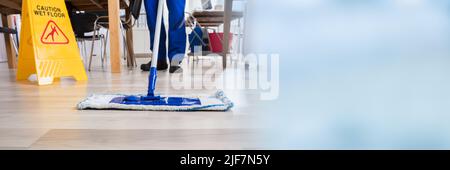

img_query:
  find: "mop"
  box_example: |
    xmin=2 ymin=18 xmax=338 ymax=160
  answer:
xmin=77 ymin=0 xmax=233 ymax=111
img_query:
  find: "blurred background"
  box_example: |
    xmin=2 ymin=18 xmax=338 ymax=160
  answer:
xmin=248 ymin=0 xmax=450 ymax=149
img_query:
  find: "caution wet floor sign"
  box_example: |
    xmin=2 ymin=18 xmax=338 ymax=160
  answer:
xmin=17 ymin=0 xmax=87 ymax=85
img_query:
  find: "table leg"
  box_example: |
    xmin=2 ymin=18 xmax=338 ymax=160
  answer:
xmin=222 ymin=0 xmax=233 ymax=69
xmin=108 ymin=0 xmax=121 ymax=73
xmin=1 ymin=14 xmax=16 ymax=69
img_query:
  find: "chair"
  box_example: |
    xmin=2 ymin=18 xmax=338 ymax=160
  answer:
xmin=70 ymin=12 xmax=107 ymax=71
xmin=88 ymin=0 xmax=143 ymax=70
xmin=186 ymin=12 xmax=210 ymax=59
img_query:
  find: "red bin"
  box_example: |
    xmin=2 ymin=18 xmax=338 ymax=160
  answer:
xmin=208 ymin=32 xmax=233 ymax=53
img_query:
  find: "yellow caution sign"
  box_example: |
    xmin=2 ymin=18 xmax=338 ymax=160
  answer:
xmin=17 ymin=0 xmax=87 ymax=85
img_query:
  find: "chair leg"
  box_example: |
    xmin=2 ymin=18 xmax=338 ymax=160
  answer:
xmin=77 ymin=39 xmax=87 ymax=66
xmin=9 ymin=34 xmax=18 ymax=55
xmin=88 ymin=31 xmax=96 ymax=72
xmin=122 ymin=30 xmax=129 ymax=67
xmin=134 ymin=53 xmax=137 ymax=68
xmin=123 ymin=36 xmax=127 ymax=61
xmin=89 ymin=36 xmax=95 ymax=71
xmin=100 ymin=35 xmax=105 ymax=69
xmin=80 ymin=40 xmax=83 ymax=56
xmin=103 ymin=30 xmax=109 ymax=67
xmin=121 ymin=27 xmax=133 ymax=68
xmin=82 ymin=40 xmax=87 ymax=59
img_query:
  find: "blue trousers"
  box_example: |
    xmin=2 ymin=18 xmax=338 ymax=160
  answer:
xmin=144 ymin=0 xmax=186 ymax=66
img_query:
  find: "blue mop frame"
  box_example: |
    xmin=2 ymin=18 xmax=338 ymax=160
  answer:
xmin=109 ymin=0 xmax=201 ymax=107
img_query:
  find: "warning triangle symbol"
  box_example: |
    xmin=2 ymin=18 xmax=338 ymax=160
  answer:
xmin=40 ymin=20 xmax=69 ymax=44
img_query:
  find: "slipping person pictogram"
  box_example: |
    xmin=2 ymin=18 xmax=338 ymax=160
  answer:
xmin=44 ymin=25 xmax=59 ymax=42
xmin=40 ymin=20 xmax=69 ymax=44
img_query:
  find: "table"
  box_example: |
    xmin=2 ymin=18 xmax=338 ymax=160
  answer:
xmin=0 ymin=0 xmax=130 ymax=73
xmin=187 ymin=1 xmax=240 ymax=69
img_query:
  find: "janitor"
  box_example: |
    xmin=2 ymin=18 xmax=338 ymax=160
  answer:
xmin=141 ymin=0 xmax=186 ymax=73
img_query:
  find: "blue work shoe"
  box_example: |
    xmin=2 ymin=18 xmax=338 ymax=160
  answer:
xmin=140 ymin=61 xmax=168 ymax=71
xmin=169 ymin=66 xmax=183 ymax=73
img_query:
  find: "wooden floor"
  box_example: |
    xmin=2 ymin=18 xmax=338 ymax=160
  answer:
xmin=0 ymin=58 xmax=263 ymax=150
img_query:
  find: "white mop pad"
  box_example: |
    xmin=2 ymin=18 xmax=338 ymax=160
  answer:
xmin=77 ymin=90 xmax=233 ymax=111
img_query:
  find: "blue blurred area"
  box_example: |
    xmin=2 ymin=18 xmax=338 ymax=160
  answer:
xmin=249 ymin=0 xmax=450 ymax=149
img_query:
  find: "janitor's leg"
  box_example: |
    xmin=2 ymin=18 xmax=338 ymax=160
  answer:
xmin=142 ymin=0 xmax=168 ymax=71
xmin=167 ymin=0 xmax=186 ymax=72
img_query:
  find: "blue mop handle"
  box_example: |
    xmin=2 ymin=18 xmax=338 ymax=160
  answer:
xmin=147 ymin=0 xmax=165 ymax=96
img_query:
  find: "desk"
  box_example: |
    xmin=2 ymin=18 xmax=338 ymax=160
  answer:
xmin=0 ymin=0 xmax=129 ymax=73
xmin=188 ymin=1 xmax=241 ymax=69
xmin=190 ymin=11 xmax=243 ymax=27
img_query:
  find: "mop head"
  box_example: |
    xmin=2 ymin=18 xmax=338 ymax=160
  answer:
xmin=77 ymin=90 xmax=233 ymax=111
